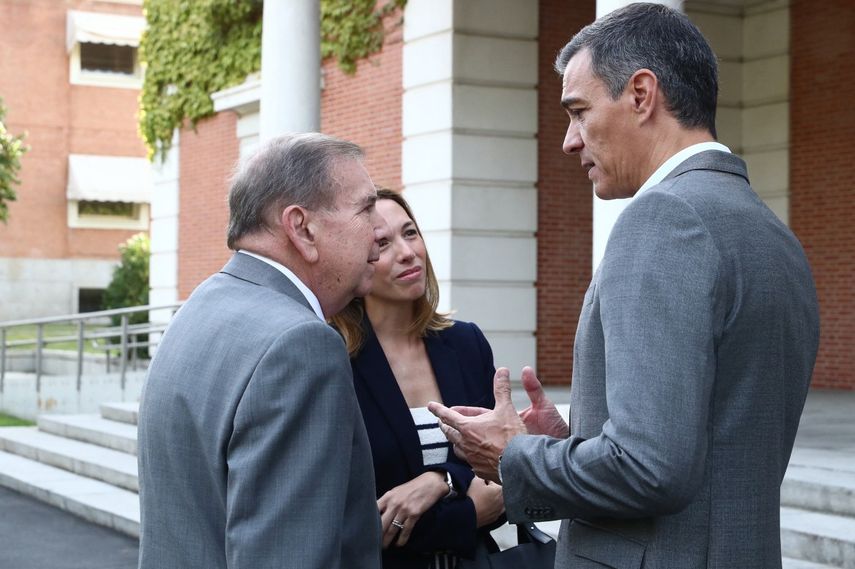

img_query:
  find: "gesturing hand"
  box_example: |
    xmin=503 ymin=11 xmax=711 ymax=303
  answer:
xmin=378 ymin=471 xmax=447 ymax=548
xmin=428 ymin=368 xmax=527 ymax=483
xmin=517 ymin=366 xmax=569 ymax=439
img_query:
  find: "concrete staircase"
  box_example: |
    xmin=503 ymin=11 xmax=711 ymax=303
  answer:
xmin=0 ymin=402 xmax=139 ymax=537
xmin=780 ymin=447 xmax=855 ymax=568
xmin=0 ymin=402 xmax=852 ymax=567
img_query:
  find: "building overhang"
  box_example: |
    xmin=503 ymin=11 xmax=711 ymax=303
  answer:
xmin=67 ymin=154 xmax=152 ymax=203
xmin=66 ymin=10 xmax=145 ymax=52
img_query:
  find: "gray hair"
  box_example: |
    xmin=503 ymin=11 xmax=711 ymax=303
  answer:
xmin=226 ymin=132 xmax=363 ymax=249
xmin=555 ymin=2 xmax=718 ymax=137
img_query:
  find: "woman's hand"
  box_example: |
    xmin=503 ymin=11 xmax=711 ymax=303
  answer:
xmin=467 ymin=477 xmax=505 ymax=527
xmin=378 ymin=471 xmax=448 ymax=548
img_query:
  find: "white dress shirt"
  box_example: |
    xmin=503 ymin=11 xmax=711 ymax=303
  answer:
xmin=237 ymin=250 xmax=325 ymax=320
xmin=637 ymin=141 xmax=731 ymax=197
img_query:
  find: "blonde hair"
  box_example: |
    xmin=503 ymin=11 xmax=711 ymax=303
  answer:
xmin=331 ymin=189 xmax=452 ymax=356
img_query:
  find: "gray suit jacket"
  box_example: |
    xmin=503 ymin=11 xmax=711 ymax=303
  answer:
xmin=502 ymin=151 xmax=819 ymax=568
xmin=138 ymin=253 xmax=381 ymax=568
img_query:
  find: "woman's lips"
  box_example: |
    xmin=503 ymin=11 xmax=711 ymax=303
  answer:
xmin=396 ymin=266 xmax=422 ymax=281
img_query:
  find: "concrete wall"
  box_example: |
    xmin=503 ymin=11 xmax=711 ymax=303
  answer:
xmin=0 ymin=371 xmax=145 ymax=421
xmin=0 ymin=257 xmax=117 ymax=320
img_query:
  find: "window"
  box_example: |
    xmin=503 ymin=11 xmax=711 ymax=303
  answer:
xmin=78 ymin=200 xmax=139 ymax=219
xmin=78 ymin=288 xmax=106 ymax=313
xmin=79 ymin=43 xmax=136 ymax=75
xmin=67 ymin=11 xmax=145 ymax=88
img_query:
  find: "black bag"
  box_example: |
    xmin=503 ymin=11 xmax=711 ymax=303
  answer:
xmin=458 ymin=523 xmax=556 ymax=569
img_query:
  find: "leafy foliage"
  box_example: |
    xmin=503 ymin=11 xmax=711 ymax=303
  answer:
xmin=139 ymin=0 xmax=406 ymax=160
xmin=0 ymin=97 xmax=28 ymax=223
xmin=103 ymin=233 xmax=150 ymax=315
xmin=103 ymin=233 xmax=151 ymax=356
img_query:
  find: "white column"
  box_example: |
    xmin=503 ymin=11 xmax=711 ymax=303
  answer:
xmin=148 ymin=130 xmax=180 ymax=355
xmin=402 ymin=0 xmax=539 ymax=376
xmin=260 ymin=0 xmax=320 ymax=140
xmin=592 ymin=0 xmax=683 ymax=272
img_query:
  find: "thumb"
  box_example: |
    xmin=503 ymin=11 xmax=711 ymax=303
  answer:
xmin=521 ymin=366 xmax=545 ymax=406
xmin=493 ymin=367 xmax=513 ymax=407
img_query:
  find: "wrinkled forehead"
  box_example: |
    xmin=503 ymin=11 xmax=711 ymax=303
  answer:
xmin=561 ymin=48 xmax=594 ymax=95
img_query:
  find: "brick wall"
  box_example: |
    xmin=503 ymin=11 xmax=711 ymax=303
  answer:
xmin=791 ymin=0 xmax=855 ymax=390
xmin=0 ymin=0 xmax=145 ymax=260
xmin=177 ymin=113 xmax=239 ymax=299
xmin=321 ymin=11 xmax=403 ymax=191
xmin=535 ymin=0 xmax=596 ymax=385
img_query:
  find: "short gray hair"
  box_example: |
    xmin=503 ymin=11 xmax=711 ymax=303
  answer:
xmin=226 ymin=132 xmax=363 ymax=249
xmin=555 ymin=2 xmax=718 ymax=137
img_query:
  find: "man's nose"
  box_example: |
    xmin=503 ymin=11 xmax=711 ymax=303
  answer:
xmin=563 ymin=123 xmax=582 ymax=155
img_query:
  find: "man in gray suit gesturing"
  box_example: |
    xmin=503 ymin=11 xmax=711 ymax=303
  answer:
xmin=430 ymin=4 xmax=820 ymax=568
xmin=138 ymin=133 xmax=385 ymax=568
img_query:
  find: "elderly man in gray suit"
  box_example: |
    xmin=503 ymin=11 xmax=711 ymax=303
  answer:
xmin=430 ymin=4 xmax=820 ymax=568
xmin=138 ymin=133 xmax=385 ymax=568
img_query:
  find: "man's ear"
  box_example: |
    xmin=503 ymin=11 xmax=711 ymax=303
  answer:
xmin=281 ymin=205 xmax=320 ymax=264
xmin=627 ymin=68 xmax=658 ymax=123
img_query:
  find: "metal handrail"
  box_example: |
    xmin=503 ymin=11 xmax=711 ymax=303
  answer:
xmin=0 ymin=303 xmax=183 ymax=394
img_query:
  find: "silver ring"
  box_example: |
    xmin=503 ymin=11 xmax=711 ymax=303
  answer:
xmin=391 ymin=519 xmax=405 ymax=530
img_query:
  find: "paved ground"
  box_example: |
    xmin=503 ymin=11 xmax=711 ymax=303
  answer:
xmin=0 ymin=486 xmax=138 ymax=569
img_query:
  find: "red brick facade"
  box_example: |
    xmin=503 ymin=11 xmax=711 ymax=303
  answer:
xmin=790 ymin=0 xmax=855 ymax=390
xmin=535 ymin=0 xmax=596 ymax=385
xmin=0 ymin=0 xmax=146 ymax=261
xmin=177 ymin=113 xmax=239 ymax=299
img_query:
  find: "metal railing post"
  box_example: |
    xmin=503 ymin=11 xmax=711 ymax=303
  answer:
xmin=76 ymin=319 xmax=85 ymax=392
xmin=120 ymin=314 xmax=128 ymax=391
xmin=36 ymin=323 xmax=44 ymax=393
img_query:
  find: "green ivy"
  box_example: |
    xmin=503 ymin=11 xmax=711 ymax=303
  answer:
xmin=140 ymin=0 xmax=406 ymax=161
xmin=0 ymin=97 xmax=28 ymax=224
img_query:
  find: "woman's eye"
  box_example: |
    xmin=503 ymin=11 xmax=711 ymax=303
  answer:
xmin=404 ymin=229 xmax=418 ymax=238
xmin=378 ymin=239 xmax=390 ymax=249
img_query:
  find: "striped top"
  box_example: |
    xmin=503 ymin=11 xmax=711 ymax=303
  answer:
xmin=410 ymin=406 xmax=450 ymax=466
xmin=410 ymin=407 xmax=457 ymax=569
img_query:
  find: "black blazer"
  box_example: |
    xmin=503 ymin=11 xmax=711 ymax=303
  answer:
xmin=351 ymin=318 xmax=497 ymax=569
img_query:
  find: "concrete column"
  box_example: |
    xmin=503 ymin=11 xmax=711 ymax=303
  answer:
xmin=260 ymin=0 xmax=320 ymax=140
xmin=401 ymin=0 xmax=539 ymax=375
xmin=148 ymin=130 xmax=180 ymax=353
xmin=592 ymin=0 xmax=683 ymax=272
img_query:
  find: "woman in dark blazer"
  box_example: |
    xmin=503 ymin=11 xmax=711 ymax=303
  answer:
xmin=332 ymin=189 xmax=504 ymax=569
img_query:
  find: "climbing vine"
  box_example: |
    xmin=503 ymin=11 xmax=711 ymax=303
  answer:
xmin=0 ymin=97 xmax=28 ymax=224
xmin=139 ymin=0 xmax=406 ymax=160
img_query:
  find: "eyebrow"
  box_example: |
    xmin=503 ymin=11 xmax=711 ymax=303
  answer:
xmin=561 ymin=96 xmax=583 ymax=110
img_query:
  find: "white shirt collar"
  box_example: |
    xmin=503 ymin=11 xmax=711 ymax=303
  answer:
xmin=237 ymin=250 xmax=325 ymax=321
xmin=637 ymin=141 xmax=731 ymax=196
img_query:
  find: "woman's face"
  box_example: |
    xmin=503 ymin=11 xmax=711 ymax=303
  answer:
xmin=368 ymin=199 xmax=427 ymax=304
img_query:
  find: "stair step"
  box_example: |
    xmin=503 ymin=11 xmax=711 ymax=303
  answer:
xmin=783 ymin=558 xmax=843 ymax=569
xmin=38 ymin=414 xmax=137 ymax=456
xmin=783 ymin=463 xmax=855 ymax=518
xmin=781 ymin=507 xmax=855 ymax=568
xmin=789 ymin=447 xmax=855 ymax=475
xmin=100 ymin=402 xmax=139 ymax=425
xmin=0 ymin=427 xmax=137 ymax=492
xmin=0 ymin=449 xmax=139 ymax=537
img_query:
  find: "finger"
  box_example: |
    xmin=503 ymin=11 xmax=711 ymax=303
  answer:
xmin=396 ymin=521 xmax=413 ymax=547
xmin=493 ymin=367 xmax=513 ymax=407
xmin=451 ymin=405 xmax=490 ymax=417
xmin=437 ymin=419 xmax=462 ymax=445
xmin=521 ymin=366 xmax=545 ymax=406
xmin=428 ymin=401 xmax=464 ymax=430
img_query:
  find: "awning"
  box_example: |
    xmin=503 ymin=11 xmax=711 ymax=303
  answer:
xmin=66 ymin=10 xmax=146 ymax=53
xmin=67 ymin=154 xmax=152 ymax=203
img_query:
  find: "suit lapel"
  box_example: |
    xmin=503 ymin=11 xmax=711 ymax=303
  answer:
xmin=219 ymin=252 xmax=315 ymax=315
xmin=424 ymin=329 xmax=468 ymax=409
xmin=353 ymin=319 xmax=424 ymax=476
